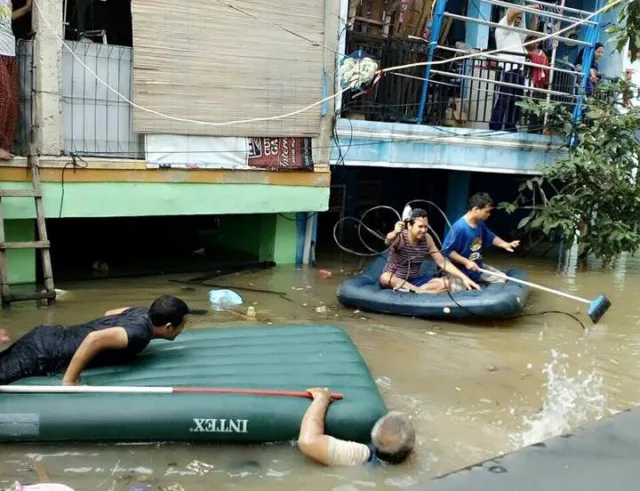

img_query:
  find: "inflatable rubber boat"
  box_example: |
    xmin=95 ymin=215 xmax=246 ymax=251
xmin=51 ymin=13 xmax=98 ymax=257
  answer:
xmin=337 ymin=255 xmax=530 ymax=321
xmin=0 ymin=324 xmax=386 ymax=444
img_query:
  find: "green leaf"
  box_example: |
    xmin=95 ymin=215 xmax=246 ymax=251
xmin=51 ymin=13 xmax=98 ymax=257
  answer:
xmin=518 ymin=215 xmax=534 ymax=229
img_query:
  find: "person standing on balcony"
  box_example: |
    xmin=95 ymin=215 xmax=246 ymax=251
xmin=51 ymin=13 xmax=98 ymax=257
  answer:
xmin=0 ymin=0 xmax=31 ymax=160
xmin=489 ymin=5 xmax=539 ymax=132
xmin=574 ymin=43 xmax=605 ymax=98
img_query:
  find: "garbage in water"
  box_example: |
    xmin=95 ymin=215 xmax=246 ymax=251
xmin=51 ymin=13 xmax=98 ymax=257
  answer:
xmin=161 ymin=484 xmax=185 ymax=491
xmin=208 ymin=289 xmax=243 ymax=311
xmin=247 ymin=306 xmax=256 ymax=317
xmin=318 ymin=269 xmax=333 ymax=278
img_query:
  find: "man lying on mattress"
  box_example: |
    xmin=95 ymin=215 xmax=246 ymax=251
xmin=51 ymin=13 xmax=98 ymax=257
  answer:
xmin=442 ymin=192 xmax=520 ymax=285
xmin=379 ymin=207 xmax=481 ymax=294
xmin=298 ymin=387 xmax=415 ymax=466
xmin=0 ymin=295 xmax=190 ymax=386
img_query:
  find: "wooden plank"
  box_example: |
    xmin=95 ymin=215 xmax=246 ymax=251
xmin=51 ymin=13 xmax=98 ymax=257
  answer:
xmin=8 ymin=290 xmax=57 ymax=302
xmin=0 ymin=189 xmax=41 ymax=198
xmin=0 ymin=197 xmax=9 ymax=306
xmin=0 ymin=167 xmax=331 ymax=186
xmin=29 ymin=148 xmax=55 ymax=299
xmin=0 ymin=241 xmax=50 ymax=249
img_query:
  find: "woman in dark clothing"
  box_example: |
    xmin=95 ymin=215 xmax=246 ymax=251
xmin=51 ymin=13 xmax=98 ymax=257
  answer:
xmin=575 ymin=43 xmax=605 ymax=97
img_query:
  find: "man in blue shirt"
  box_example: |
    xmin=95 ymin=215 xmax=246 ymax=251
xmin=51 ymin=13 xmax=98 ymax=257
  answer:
xmin=442 ymin=192 xmax=520 ymax=285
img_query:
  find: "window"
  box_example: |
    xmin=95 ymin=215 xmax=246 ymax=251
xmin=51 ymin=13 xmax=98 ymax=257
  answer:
xmin=63 ymin=0 xmax=133 ymax=47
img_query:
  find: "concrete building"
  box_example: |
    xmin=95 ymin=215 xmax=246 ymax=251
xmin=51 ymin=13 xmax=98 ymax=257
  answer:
xmin=327 ymin=0 xmax=625 ymax=242
xmin=1 ymin=0 xmax=339 ymax=284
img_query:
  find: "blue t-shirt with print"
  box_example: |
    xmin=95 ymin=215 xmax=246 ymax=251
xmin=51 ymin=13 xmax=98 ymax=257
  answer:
xmin=442 ymin=217 xmax=497 ymax=281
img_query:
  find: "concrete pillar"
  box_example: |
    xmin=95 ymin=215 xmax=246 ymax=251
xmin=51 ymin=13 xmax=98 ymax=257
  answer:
xmin=343 ymin=167 xmax=358 ymax=220
xmin=32 ymin=0 xmax=63 ymax=156
xmin=445 ymin=170 xmax=470 ymax=232
xmin=302 ymin=212 xmax=318 ymax=265
xmin=465 ymin=1 xmax=492 ymax=50
xmin=597 ymin=4 xmax=624 ymax=78
xmin=313 ymin=0 xmax=341 ymax=170
xmin=273 ymin=214 xmax=299 ymax=264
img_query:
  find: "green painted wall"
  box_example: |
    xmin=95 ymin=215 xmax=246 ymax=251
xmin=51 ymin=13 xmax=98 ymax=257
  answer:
xmin=2 ymin=182 xmax=330 ymax=219
xmin=5 ymin=219 xmax=36 ymax=285
xmin=216 ymin=213 xmax=297 ymax=264
xmin=2 ymin=182 xmax=323 ymax=284
xmin=274 ymin=215 xmax=299 ymax=264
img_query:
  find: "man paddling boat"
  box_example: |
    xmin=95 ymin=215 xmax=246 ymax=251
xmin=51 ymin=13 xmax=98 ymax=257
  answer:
xmin=0 ymin=295 xmax=190 ymax=386
xmin=443 ymin=192 xmax=520 ymax=285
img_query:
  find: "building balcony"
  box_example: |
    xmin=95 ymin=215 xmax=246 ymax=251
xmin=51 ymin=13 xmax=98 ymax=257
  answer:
xmin=339 ymin=31 xmax=582 ymax=134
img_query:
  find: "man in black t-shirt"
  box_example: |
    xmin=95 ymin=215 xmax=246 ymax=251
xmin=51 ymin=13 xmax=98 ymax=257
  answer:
xmin=0 ymin=295 xmax=190 ymax=386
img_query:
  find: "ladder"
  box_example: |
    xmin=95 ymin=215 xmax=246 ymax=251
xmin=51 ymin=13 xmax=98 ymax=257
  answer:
xmin=0 ymin=144 xmax=56 ymax=308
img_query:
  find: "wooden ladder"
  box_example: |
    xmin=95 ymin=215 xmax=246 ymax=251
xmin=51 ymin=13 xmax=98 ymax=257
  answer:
xmin=0 ymin=146 xmax=56 ymax=308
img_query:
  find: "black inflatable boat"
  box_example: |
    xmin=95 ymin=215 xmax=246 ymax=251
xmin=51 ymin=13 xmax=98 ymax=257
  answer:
xmin=336 ymin=255 xmax=530 ymax=321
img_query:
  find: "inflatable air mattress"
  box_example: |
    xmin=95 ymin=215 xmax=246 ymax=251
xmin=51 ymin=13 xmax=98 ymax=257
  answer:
xmin=337 ymin=255 xmax=530 ymax=320
xmin=0 ymin=324 xmax=386 ymax=444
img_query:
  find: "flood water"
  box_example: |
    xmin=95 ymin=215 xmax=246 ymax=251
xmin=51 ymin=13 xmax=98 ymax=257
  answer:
xmin=1 ymin=249 xmax=639 ymax=491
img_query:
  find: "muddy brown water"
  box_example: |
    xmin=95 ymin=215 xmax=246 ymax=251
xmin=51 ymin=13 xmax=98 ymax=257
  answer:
xmin=1 ymin=251 xmax=639 ymax=490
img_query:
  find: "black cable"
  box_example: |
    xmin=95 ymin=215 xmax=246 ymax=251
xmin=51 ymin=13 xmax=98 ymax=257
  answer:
xmin=58 ymin=152 xmax=89 ymax=219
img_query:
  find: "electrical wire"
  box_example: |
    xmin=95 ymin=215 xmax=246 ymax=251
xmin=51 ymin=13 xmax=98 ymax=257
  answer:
xmin=333 ymin=200 xmax=587 ymax=329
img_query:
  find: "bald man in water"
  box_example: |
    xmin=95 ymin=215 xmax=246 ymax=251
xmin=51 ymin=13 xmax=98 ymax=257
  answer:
xmin=298 ymin=387 xmax=415 ymax=466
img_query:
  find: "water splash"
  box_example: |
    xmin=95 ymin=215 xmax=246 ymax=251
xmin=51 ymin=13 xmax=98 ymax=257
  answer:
xmin=510 ymin=349 xmax=607 ymax=448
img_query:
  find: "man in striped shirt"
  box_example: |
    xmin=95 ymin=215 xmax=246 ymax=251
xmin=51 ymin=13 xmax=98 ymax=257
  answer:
xmin=379 ymin=208 xmax=480 ymax=294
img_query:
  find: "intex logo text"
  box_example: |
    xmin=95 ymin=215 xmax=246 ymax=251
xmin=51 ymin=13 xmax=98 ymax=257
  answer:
xmin=189 ymin=418 xmax=249 ymax=433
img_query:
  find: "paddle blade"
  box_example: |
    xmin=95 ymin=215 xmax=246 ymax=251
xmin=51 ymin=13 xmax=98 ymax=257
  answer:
xmin=588 ymin=295 xmax=611 ymax=324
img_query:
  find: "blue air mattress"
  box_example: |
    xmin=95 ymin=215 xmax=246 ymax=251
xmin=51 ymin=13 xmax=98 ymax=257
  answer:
xmin=337 ymin=255 xmax=530 ymax=320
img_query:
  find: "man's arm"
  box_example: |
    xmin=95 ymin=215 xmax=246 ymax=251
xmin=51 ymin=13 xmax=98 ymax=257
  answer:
xmin=448 ymin=251 xmax=480 ymax=272
xmin=104 ymin=307 xmax=130 ymax=316
xmin=506 ymin=7 xmax=521 ymax=25
xmin=384 ymin=221 xmax=405 ymax=249
xmin=492 ymin=236 xmax=520 ymax=252
xmin=298 ymin=388 xmax=334 ymax=465
xmin=12 ymin=0 xmax=32 ymax=20
xmin=442 ymin=227 xmax=479 ymax=271
xmin=428 ymin=236 xmax=481 ymax=290
xmin=62 ymin=327 xmax=129 ymax=385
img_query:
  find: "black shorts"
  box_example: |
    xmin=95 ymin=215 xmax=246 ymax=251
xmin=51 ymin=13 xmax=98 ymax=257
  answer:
xmin=0 ymin=325 xmax=63 ymax=385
